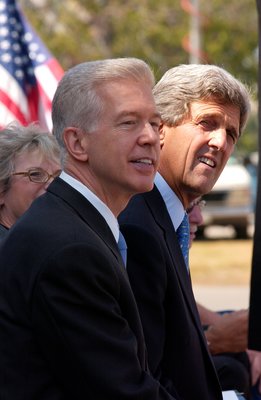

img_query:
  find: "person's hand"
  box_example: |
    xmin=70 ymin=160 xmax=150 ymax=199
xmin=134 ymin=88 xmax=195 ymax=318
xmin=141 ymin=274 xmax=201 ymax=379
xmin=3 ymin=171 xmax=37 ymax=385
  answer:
xmin=247 ymin=349 xmax=261 ymax=394
xmin=205 ymin=309 xmax=248 ymax=355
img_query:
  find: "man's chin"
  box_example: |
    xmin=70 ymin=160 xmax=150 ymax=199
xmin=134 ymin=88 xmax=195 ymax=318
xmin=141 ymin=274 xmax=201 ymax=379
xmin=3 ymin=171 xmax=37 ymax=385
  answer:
xmin=131 ymin=181 xmax=155 ymax=196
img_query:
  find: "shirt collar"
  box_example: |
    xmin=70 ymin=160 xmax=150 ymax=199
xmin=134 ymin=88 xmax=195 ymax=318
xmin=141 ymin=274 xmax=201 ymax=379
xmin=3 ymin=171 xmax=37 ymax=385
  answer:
xmin=154 ymin=172 xmax=185 ymax=230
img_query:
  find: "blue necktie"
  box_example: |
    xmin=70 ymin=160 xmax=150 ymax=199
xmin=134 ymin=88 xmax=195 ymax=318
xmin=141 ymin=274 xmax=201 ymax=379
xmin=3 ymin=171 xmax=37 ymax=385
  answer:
xmin=176 ymin=213 xmax=189 ymax=270
xmin=118 ymin=231 xmax=127 ymax=267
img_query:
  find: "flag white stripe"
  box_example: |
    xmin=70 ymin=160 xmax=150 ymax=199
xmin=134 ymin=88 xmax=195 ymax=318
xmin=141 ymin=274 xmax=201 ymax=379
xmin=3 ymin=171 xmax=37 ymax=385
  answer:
xmin=34 ymin=64 xmax=59 ymax=102
xmin=0 ymin=65 xmax=29 ymax=118
xmin=37 ymin=99 xmax=52 ymax=130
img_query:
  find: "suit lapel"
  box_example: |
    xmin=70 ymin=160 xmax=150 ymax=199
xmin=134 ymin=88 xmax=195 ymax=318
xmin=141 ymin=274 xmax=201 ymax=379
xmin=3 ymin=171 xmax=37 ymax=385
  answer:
xmin=144 ymin=187 xmax=191 ymax=280
xmin=143 ymin=187 xmax=204 ymax=329
xmin=47 ymin=178 xmax=125 ymax=269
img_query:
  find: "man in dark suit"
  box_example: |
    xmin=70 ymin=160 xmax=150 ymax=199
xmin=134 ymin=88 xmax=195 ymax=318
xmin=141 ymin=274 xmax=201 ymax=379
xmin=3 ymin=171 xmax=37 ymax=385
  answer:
xmin=0 ymin=58 xmax=176 ymax=399
xmin=120 ymin=64 xmax=251 ymax=400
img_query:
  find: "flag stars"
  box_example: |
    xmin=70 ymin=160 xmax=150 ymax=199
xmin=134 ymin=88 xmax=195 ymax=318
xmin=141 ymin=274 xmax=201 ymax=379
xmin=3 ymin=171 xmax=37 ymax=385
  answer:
xmin=15 ymin=69 xmax=24 ymax=79
xmin=12 ymin=43 xmax=21 ymax=52
xmin=29 ymin=51 xmax=36 ymax=60
xmin=36 ymin=53 xmax=46 ymax=63
xmin=14 ymin=56 xmax=23 ymax=65
xmin=0 ymin=26 xmax=8 ymax=36
xmin=0 ymin=40 xmax=10 ymax=49
xmin=28 ymin=50 xmax=46 ymax=63
xmin=0 ymin=0 xmax=63 ymax=130
xmin=0 ymin=0 xmax=59 ymax=91
xmin=1 ymin=52 xmax=11 ymax=62
xmin=0 ymin=1 xmax=6 ymax=12
xmin=29 ymin=42 xmax=39 ymax=52
xmin=24 ymin=32 xmax=33 ymax=42
xmin=0 ymin=14 xmax=7 ymax=23
xmin=11 ymin=30 xmax=19 ymax=39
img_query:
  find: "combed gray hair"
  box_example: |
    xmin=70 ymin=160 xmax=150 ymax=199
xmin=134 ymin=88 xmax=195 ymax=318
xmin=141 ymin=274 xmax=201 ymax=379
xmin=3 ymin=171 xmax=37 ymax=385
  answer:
xmin=0 ymin=122 xmax=60 ymax=194
xmin=52 ymin=57 xmax=155 ymax=160
xmin=153 ymin=64 xmax=251 ymax=134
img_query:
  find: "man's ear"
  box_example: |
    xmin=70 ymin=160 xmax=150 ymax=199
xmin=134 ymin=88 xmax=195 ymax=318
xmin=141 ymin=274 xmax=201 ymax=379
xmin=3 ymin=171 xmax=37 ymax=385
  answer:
xmin=159 ymin=123 xmax=165 ymax=149
xmin=63 ymin=127 xmax=88 ymax=161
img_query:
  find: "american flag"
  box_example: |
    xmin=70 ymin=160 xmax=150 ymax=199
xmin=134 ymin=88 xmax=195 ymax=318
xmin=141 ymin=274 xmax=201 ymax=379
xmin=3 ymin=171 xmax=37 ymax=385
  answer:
xmin=0 ymin=0 xmax=64 ymax=130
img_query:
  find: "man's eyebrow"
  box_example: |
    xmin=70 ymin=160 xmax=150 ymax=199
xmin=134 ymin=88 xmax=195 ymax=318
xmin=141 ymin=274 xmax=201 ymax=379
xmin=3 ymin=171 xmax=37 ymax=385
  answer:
xmin=197 ymin=112 xmax=240 ymax=136
xmin=117 ymin=110 xmax=161 ymax=119
xmin=196 ymin=111 xmax=220 ymax=119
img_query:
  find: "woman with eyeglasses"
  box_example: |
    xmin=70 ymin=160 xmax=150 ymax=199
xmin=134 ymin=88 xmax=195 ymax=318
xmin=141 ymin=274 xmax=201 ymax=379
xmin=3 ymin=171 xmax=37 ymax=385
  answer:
xmin=0 ymin=122 xmax=61 ymax=239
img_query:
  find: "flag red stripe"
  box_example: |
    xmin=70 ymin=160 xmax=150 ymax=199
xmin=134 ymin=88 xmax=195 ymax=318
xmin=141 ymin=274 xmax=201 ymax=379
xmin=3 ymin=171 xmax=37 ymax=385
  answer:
xmin=47 ymin=58 xmax=64 ymax=82
xmin=27 ymin=86 xmax=40 ymax=123
xmin=0 ymin=89 xmax=28 ymax=125
xmin=37 ymin=83 xmax=52 ymax=111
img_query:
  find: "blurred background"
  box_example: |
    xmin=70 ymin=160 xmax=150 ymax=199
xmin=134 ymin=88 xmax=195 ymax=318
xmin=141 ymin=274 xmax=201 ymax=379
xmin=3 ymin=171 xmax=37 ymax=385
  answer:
xmin=6 ymin=0 xmax=261 ymax=308
xmin=19 ymin=0 xmax=258 ymax=190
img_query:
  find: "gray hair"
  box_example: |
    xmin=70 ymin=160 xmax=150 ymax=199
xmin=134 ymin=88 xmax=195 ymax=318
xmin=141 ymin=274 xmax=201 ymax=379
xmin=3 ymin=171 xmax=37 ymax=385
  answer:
xmin=0 ymin=122 xmax=60 ymax=194
xmin=52 ymin=57 xmax=155 ymax=160
xmin=153 ymin=64 xmax=251 ymax=135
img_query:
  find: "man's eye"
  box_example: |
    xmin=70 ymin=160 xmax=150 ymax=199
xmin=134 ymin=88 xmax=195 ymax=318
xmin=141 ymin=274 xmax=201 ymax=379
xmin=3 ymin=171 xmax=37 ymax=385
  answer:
xmin=150 ymin=121 xmax=160 ymax=131
xmin=200 ymin=120 xmax=210 ymax=127
xmin=150 ymin=120 xmax=160 ymax=127
xmin=227 ymin=130 xmax=238 ymax=144
xmin=122 ymin=120 xmax=136 ymax=125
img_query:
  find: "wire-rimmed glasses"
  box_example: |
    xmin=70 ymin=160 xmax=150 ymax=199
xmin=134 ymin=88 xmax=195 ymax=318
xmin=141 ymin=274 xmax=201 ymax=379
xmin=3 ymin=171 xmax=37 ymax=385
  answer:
xmin=187 ymin=198 xmax=206 ymax=214
xmin=12 ymin=168 xmax=61 ymax=183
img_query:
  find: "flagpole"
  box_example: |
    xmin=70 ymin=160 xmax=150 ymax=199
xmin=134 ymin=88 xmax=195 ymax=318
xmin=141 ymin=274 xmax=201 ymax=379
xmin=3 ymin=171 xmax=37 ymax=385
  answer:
xmin=189 ymin=0 xmax=201 ymax=64
xmin=181 ymin=0 xmax=206 ymax=63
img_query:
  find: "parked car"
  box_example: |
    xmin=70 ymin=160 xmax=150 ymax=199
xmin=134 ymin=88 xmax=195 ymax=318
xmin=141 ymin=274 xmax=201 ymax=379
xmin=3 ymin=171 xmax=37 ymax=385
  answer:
xmin=200 ymin=156 xmax=253 ymax=239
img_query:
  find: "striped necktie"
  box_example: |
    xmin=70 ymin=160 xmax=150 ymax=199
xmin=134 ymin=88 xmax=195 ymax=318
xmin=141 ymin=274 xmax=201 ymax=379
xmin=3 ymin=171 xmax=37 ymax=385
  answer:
xmin=176 ymin=213 xmax=189 ymax=270
xmin=118 ymin=231 xmax=127 ymax=267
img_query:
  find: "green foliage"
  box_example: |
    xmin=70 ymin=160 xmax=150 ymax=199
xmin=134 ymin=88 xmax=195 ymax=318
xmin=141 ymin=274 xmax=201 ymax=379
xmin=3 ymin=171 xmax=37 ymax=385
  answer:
xmin=20 ymin=0 xmax=259 ymax=152
xmin=20 ymin=0 xmax=258 ymax=87
xmin=238 ymin=111 xmax=259 ymax=155
xmin=202 ymin=0 xmax=258 ymax=89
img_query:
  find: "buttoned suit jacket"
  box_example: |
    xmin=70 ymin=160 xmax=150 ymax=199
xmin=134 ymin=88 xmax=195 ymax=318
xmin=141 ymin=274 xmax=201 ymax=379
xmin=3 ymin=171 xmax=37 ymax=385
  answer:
xmin=0 ymin=178 xmax=174 ymax=400
xmin=119 ymin=185 xmax=222 ymax=400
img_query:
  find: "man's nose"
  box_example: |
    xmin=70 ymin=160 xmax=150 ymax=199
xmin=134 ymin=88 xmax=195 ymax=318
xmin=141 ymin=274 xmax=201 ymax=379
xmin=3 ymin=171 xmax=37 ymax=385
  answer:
xmin=208 ymin=129 xmax=227 ymax=151
xmin=139 ymin=122 xmax=160 ymax=145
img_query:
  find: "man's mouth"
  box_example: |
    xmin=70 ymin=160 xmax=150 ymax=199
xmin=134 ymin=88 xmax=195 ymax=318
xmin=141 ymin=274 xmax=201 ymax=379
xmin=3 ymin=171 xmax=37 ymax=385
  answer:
xmin=133 ymin=158 xmax=153 ymax=165
xmin=198 ymin=156 xmax=216 ymax=168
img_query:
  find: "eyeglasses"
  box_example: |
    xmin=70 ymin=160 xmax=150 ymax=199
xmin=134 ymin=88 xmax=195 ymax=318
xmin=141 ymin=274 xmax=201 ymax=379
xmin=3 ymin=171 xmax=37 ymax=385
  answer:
xmin=12 ymin=168 xmax=61 ymax=183
xmin=187 ymin=198 xmax=206 ymax=214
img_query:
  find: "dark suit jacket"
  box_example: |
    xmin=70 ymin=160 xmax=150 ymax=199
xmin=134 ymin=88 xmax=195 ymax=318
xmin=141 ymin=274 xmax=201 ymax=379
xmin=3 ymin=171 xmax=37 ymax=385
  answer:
xmin=0 ymin=178 xmax=174 ymax=400
xmin=119 ymin=186 xmax=222 ymax=400
xmin=249 ymin=179 xmax=261 ymax=350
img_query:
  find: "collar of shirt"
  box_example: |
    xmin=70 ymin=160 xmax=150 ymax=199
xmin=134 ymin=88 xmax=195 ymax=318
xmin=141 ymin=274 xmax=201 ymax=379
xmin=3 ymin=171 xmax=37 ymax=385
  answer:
xmin=59 ymin=171 xmax=119 ymax=242
xmin=154 ymin=172 xmax=185 ymax=230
